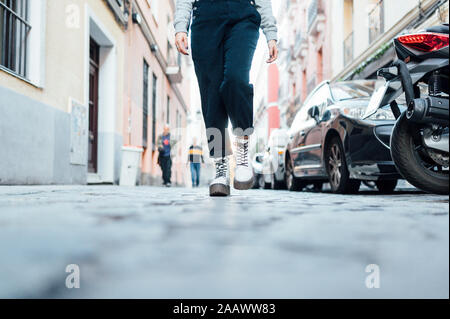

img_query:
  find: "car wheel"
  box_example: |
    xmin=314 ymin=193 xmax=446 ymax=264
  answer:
xmin=376 ymin=180 xmax=398 ymax=194
xmin=272 ymin=174 xmax=287 ymax=190
xmin=258 ymin=175 xmax=265 ymax=189
xmin=325 ymin=137 xmax=361 ymax=194
xmin=313 ymin=182 xmax=323 ymax=192
xmin=285 ymin=156 xmax=305 ymax=191
xmin=252 ymin=174 xmax=261 ymax=189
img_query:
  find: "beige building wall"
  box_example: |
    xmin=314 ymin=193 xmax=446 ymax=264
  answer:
xmin=0 ymin=0 xmax=125 ymax=136
xmin=0 ymin=0 xmax=126 ymax=184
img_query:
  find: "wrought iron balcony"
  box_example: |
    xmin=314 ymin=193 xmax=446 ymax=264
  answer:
xmin=293 ymin=32 xmax=307 ymax=59
xmin=105 ymin=0 xmax=129 ymax=27
xmin=343 ymin=32 xmax=354 ymax=67
xmin=166 ymin=49 xmax=183 ymax=83
xmin=369 ymin=0 xmax=384 ymax=44
xmin=307 ymin=0 xmax=325 ymax=36
xmin=294 ymin=93 xmax=302 ymax=108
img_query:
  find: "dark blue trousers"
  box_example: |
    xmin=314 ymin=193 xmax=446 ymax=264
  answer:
xmin=191 ymin=0 xmax=261 ymax=158
xmin=190 ymin=162 xmax=201 ymax=187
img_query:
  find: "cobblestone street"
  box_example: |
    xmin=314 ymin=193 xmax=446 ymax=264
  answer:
xmin=0 ymin=185 xmax=448 ymax=298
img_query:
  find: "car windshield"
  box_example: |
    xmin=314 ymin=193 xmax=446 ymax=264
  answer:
xmin=331 ymin=82 xmax=376 ymax=101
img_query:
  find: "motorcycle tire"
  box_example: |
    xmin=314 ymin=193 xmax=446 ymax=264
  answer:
xmin=390 ymin=113 xmax=449 ymax=195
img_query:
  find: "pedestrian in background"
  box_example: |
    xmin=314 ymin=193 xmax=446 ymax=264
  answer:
xmin=157 ymin=125 xmax=177 ymax=187
xmin=187 ymin=138 xmax=204 ymax=187
xmin=174 ymin=0 xmax=278 ymax=196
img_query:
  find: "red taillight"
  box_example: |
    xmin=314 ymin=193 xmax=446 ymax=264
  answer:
xmin=397 ymin=32 xmax=449 ymax=52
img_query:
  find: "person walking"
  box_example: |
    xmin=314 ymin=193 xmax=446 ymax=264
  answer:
xmin=157 ymin=125 xmax=177 ymax=187
xmin=187 ymin=138 xmax=204 ymax=187
xmin=174 ymin=0 xmax=278 ymax=196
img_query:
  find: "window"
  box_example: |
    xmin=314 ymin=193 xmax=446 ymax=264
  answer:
xmin=105 ymin=0 xmax=129 ymax=26
xmin=369 ymin=0 xmax=384 ymax=44
xmin=176 ymin=109 xmax=182 ymax=139
xmin=151 ymin=73 xmax=158 ymax=148
xmin=317 ymin=49 xmax=323 ymax=83
xmin=302 ymin=84 xmax=331 ymax=120
xmin=301 ymin=70 xmax=307 ymax=103
xmin=343 ymin=32 xmax=353 ymax=66
xmin=343 ymin=0 xmax=354 ymax=66
xmin=177 ymin=52 xmax=182 ymax=68
xmin=330 ymin=81 xmax=376 ymax=101
xmin=0 ymin=0 xmax=31 ymax=78
xmin=290 ymin=106 xmax=309 ymax=134
xmin=147 ymin=0 xmax=158 ymax=22
xmin=143 ymin=60 xmax=149 ymax=148
xmin=166 ymin=96 xmax=170 ymax=125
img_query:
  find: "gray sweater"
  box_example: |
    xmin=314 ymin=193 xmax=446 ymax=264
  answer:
xmin=174 ymin=0 xmax=277 ymax=42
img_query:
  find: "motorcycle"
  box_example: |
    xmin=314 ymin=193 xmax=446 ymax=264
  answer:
xmin=364 ymin=24 xmax=449 ymax=195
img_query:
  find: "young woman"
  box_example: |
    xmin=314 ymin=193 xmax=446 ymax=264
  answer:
xmin=174 ymin=0 xmax=278 ymax=196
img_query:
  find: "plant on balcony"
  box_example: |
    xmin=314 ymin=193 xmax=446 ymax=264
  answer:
xmin=352 ymin=41 xmax=393 ymax=77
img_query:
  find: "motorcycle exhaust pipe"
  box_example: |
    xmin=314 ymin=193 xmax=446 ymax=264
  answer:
xmin=392 ymin=60 xmax=415 ymax=106
xmin=407 ymin=96 xmax=449 ymax=126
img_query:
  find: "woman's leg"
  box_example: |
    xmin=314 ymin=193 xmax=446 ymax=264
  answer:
xmin=191 ymin=2 xmax=232 ymax=196
xmin=220 ymin=7 xmax=260 ymax=190
xmin=191 ymin=4 xmax=231 ymax=159
xmin=219 ymin=9 xmax=260 ymax=137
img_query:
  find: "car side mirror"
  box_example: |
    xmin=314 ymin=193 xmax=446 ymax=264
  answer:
xmin=308 ymin=106 xmax=320 ymax=123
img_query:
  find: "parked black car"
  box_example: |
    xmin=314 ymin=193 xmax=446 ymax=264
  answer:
xmin=285 ymin=80 xmax=404 ymax=194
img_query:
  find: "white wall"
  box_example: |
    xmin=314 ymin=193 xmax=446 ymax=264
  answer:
xmin=384 ymin=0 xmax=417 ymax=30
xmin=27 ymin=0 xmax=46 ymax=87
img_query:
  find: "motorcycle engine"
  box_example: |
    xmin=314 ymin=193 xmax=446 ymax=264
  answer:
xmin=422 ymin=127 xmax=449 ymax=167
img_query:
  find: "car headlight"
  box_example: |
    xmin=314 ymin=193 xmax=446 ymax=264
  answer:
xmin=343 ymin=106 xmax=395 ymax=120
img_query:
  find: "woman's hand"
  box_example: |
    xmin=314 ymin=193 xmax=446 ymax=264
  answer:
xmin=266 ymin=40 xmax=278 ymax=63
xmin=175 ymin=32 xmax=189 ymax=55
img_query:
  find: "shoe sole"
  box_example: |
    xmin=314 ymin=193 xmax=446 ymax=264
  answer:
xmin=210 ymin=184 xmax=231 ymax=197
xmin=233 ymin=177 xmax=254 ymax=190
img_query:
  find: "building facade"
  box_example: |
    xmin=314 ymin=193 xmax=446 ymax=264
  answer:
xmin=0 ymin=0 xmax=127 ymax=185
xmin=0 ymin=0 xmax=191 ymax=186
xmin=123 ymin=0 xmax=191 ymax=186
xmin=253 ymin=0 xmax=333 ymax=143
xmin=331 ymin=0 xmax=449 ymax=81
xmin=253 ymin=0 xmax=448 ymax=151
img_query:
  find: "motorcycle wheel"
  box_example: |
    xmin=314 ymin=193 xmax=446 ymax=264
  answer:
xmin=390 ymin=113 xmax=449 ymax=195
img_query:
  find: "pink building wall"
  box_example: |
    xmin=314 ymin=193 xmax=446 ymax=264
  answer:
xmin=124 ymin=0 xmax=190 ymax=186
xmin=296 ymin=0 xmax=333 ymax=102
xmin=267 ymin=63 xmax=280 ymax=138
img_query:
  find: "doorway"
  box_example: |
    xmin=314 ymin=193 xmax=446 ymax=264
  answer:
xmin=88 ymin=38 xmax=99 ymax=173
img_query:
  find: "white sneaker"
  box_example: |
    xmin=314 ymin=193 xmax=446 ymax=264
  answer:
xmin=210 ymin=157 xmax=230 ymax=197
xmin=234 ymin=137 xmax=254 ymax=190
